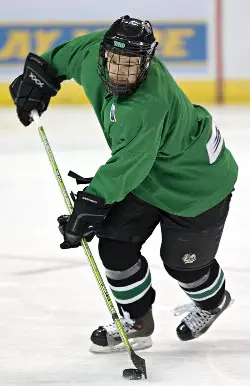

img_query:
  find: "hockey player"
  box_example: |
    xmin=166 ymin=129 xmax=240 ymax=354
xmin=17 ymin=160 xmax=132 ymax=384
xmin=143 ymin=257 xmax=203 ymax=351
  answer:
xmin=9 ymin=15 xmax=238 ymax=352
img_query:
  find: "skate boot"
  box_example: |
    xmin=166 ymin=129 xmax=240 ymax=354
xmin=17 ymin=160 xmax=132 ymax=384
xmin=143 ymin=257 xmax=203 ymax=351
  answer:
xmin=174 ymin=290 xmax=232 ymax=341
xmin=90 ymin=309 xmax=154 ymax=353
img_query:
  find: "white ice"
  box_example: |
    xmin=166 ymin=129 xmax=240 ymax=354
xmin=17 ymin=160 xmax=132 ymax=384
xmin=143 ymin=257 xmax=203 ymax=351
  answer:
xmin=0 ymin=105 xmax=249 ymax=385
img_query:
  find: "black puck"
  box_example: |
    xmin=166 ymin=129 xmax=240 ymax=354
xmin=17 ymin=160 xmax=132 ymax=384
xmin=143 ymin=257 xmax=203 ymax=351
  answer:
xmin=122 ymin=368 xmax=143 ymax=380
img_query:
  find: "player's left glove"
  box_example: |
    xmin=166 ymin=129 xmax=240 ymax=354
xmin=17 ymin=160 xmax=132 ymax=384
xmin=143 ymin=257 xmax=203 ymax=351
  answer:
xmin=57 ymin=191 xmax=112 ymax=249
xmin=9 ymin=53 xmax=62 ymax=126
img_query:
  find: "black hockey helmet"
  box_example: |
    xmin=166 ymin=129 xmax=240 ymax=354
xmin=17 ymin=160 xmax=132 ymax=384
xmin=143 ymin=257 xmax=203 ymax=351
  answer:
xmin=98 ymin=15 xmax=158 ymax=96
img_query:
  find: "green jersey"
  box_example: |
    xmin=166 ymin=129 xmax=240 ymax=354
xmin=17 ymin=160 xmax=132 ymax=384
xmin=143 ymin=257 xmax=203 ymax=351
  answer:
xmin=42 ymin=30 xmax=238 ymax=217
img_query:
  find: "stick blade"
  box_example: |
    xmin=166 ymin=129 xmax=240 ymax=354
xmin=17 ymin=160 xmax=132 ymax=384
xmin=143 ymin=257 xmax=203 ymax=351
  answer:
xmin=130 ymin=350 xmax=147 ymax=379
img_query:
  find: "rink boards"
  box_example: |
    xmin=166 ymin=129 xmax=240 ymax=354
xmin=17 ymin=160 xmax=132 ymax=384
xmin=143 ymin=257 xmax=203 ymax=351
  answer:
xmin=0 ymin=22 xmax=249 ymax=104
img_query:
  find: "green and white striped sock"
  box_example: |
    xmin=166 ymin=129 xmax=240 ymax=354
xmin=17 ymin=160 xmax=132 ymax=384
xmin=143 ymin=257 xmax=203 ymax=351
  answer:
xmin=178 ymin=261 xmax=226 ymax=309
xmin=105 ymin=257 xmax=153 ymax=307
xmin=109 ymin=266 xmax=152 ymax=305
xmin=183 ymin=267 xmax=225 ymax=302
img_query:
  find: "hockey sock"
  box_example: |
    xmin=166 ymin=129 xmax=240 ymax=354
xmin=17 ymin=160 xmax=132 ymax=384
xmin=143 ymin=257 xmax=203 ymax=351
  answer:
xmin=105 ymin=255 xmax=155 ymax=319
xmin=99 ymin=239 xmax=155 ymax=319
xmin=168 ymin=260 xmax=225 ymax=310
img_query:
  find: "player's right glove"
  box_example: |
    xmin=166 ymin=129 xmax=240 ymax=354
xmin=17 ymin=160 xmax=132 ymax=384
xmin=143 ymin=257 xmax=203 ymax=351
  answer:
xmin=58 ymin=214 xmax=96 ymax=245
xmin=57 ymin=191 xmax=112 ymax=249
xmin=9 ymin=53 xmax=63 ymax=126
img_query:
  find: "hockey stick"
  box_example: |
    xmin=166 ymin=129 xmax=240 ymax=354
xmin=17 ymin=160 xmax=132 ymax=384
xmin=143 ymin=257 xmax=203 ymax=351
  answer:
xmin=31 ymin=110 xmax=147 ymax=379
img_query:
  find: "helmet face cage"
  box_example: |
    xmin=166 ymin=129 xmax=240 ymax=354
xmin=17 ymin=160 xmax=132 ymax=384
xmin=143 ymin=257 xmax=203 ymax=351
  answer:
xmin=98 ymin=16 xmax=158 ymax=97
xmin=98 ymin=45 xmax=153 ymax=96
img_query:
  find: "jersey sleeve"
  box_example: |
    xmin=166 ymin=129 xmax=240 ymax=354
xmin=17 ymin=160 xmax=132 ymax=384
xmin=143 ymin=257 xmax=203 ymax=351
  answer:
xmin=41 ymin=30 xmax=106 ymax=83
xmin=85 ymin=105 xmax=164 ymax=203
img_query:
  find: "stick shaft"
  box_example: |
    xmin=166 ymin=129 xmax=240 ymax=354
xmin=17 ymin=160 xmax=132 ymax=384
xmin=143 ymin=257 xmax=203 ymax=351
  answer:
xmin=31 ymin=111 xmax=146 ymax=374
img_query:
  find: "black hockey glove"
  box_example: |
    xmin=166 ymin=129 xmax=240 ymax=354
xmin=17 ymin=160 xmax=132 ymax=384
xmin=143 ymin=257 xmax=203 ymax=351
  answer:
xmin=58 ymin=214 xmax=95 ymax=245
xmin=9 ymin=53 xmax=63 ymax=126
xmin=57 ymin=191 xmax=112 ymax=249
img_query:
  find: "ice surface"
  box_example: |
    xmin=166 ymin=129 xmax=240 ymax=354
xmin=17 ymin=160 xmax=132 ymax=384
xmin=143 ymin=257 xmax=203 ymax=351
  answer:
xmin=0 ymin=105 xmax=249 ymax=385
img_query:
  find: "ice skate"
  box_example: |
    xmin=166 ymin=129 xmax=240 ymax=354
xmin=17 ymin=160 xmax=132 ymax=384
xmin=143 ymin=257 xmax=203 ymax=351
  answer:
xmin=174 ymin=290 xmax=233 ymax=341
xmin=90 ymin=309 xmax=154 ymax=353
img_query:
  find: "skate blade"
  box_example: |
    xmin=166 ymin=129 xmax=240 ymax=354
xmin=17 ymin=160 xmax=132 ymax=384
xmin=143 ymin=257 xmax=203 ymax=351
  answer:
xmin=89 ymin=336 xmax=153 ymax=354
